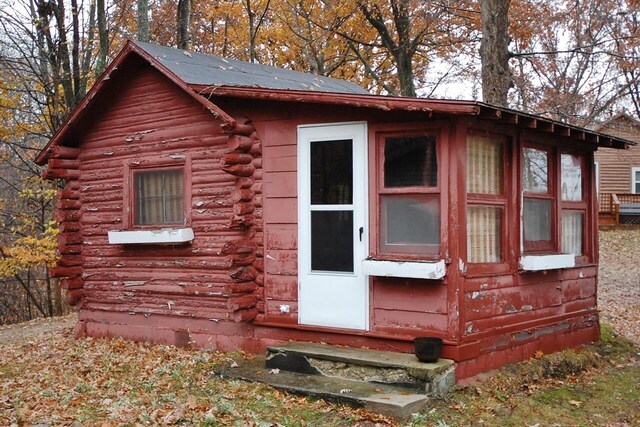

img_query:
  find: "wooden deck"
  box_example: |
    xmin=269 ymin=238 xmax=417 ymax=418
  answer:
xmin=599 ymin=193 xmax=640 ymax=225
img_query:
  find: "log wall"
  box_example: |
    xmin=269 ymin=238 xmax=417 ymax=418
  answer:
xmin=45 ymin=63 xmax=263 ymax=348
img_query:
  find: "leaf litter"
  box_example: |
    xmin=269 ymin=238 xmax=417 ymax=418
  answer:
xmin=1 ymin=229 xmax=640 ymax=425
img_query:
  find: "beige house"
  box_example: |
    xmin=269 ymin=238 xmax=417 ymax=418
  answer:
xmin=594 ymin=113 xmax=640 ymax=224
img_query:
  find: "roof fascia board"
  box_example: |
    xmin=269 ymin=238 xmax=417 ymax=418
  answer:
xmin=192 ymin=85 xmax=490 ymax=116
xmin=196 ymin=86 xmax=632 ymax=150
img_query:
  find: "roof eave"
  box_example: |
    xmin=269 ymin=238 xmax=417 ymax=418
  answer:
xmin=476 ymin=103 xmax=633 ymax=149
xmin=192 ymin=85 xmax=485 ymax=116
xmin=193 ymin=86 xmax=632 ymax=149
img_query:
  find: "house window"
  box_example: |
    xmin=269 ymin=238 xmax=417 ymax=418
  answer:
xmin=134 ymin=168 xmax=184 ymax=225
xmin=466 ymin=134 xmax=506 ymax=263
xmin=379 ymin=134 xmax=439 ymax=255
xmin=522 ymin=146 xmax=554 ymax=252
xmin=560 ymin=154 xmax=586 ymax=255
xmin=521 ymin=147 xmax=587 ymax=258
xmin=632 ymin=167 xmax=640 ymax=194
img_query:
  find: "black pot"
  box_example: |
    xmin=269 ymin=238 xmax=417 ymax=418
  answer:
xmin=414 ymin=337 xmax=443 ymax=363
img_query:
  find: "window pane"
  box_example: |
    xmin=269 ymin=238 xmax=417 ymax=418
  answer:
xmin=135 ymin=169 xmax=184 ymax=225
xmin=467 ymin=135 xmax=503 ymax=195
xmin=562 ymin=211 xmax=583 ymax=255
xmin=523 ymin=148 xmax=548 ymax=193
xmin=381 ymin=194 xmax=439 ymax=254
xmin=311 ymin=211 xmax=353 ymax=272
xmin=384 ymin=136 xmax=437 ymax=188
xmin=523 ymin=198 xmax=552 ymax=242
xmin=467 ymin=206 xmax=502 ymax=263
xmin=311 ymin=139 xmax=353 ymax=205
xmin=561 ymin=154 xmax=582 ymax=201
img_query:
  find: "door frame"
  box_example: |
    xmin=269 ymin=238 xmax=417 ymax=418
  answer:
xmin=297 ymin=121 xmax=369 ymax=330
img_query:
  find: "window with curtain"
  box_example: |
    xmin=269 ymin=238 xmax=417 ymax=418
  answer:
xmin=134 ymin=169 xmax=184 ymax=225
xmin=379 ymin=134 xmax=440 ymax=255
xmin=466 ymin=134 xmax=506 ymax=263
xmin=560 ymin=154 xmax=585 ymax=256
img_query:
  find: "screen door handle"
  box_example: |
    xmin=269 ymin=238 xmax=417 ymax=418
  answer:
xmin=359 ymin=227 xmax=364 ymax=242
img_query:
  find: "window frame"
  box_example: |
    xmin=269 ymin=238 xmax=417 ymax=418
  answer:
xmin=372 ymin=126 xmax=444 ymax=261
xmin=122 ymin=156 xmax=191 ymax=230
xmin=465 ymin=130 xmax=510 ymax=271
xmin=559 ymin=151 xmax=589 ymax=262
xmin=632 ymin=166 xmax=640 ymax=194
xmin=519 ymin=136 xmax=592 ymax=265
xmin=521 ymin=143 xmax=557 ymax=253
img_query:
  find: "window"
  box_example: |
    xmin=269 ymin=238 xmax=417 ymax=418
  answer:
xmin=466 ymin=134 xmax=506 ymax=263
xmin=378 ymin=134 xmax=440 ymax=255
xmin=560 ymin=154 xmax=586 ymax=256
xmin=522 ymin=146 xmax=554 ymax=252
xmin=521 ymin=145 xmax=587 ymax=259
xmin=134 ymin=168 xmax=184 ymax=225
xmin=632 ymin=167 xmax=640 ymax=194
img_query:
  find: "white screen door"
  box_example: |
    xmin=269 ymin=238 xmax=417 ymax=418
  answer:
xmin=298 ymin=122 xmax=368 ymax=330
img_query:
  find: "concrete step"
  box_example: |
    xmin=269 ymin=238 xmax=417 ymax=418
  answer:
xmin=215 ymin=356 xmax=430 ymax=419
xmin=266 ymin=341 xmax=455 ymax=396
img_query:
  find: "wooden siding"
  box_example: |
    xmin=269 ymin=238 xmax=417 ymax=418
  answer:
xmin=45 ymin=71 xmax=603 ymax=380
xmin=227 ymin=101 xmax=600 ymax=379
xmin=594 ymin=115 xmax=640 ymax=193
xmin=46 ymin=62 xmax=263 ymax=345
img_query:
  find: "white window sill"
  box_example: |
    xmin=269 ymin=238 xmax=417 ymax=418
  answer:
xmin=361 ymin=259 xmax=446 ymax=280
xmin=108 ymin=228 xmax=194 ymax=244
xmin=519 ymin=254 xmax=575 ymax=271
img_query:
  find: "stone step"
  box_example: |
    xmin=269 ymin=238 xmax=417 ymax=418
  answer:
xmin=266 ymin=341 xmax=455 ymax=396
xmin=215 ymin=356 xmax=430 ymax=419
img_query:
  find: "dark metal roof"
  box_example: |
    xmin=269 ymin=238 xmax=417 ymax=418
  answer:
xmin=134 ymin=41 xmax=369 ymax=95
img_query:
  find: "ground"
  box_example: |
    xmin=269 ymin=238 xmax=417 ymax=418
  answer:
xmin=0 ymin=229 xmax=639 ymax=425
xmin=598 ymin=229 xmax=640 ymax=346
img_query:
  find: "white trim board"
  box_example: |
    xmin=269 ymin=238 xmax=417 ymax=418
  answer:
xmin=108 ymin=228 xmax=194 ymax=244
xmin=362 ymin=259 xmax=446 ymax=280
xmin=519 ymin=254 xmax=575 ymax=271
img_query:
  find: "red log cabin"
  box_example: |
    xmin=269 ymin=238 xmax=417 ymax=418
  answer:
xmin=36 ymin=41 xmax=632 ymax=380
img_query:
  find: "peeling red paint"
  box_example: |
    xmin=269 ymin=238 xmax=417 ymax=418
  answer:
xmin=39 ymin=46 xmax=614 ymax=382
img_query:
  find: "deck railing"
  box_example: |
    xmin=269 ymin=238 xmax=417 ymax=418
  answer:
xmin=598 ymin=193 xmax=640 ymax=224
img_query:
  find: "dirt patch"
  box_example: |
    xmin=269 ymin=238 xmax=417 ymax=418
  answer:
xmin=0 ymin=313 xmax=76 ymax=346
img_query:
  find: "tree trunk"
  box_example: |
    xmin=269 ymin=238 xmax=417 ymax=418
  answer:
xmin=96 ymin=0 xmax=108 ymax=75
xmin=48 ymin=272 xmax=63 ymax=316
xmin=177 ymin=0 xmax=191 ymax=50
xmin=52 ymin=0 xmax=75 ymax=109
xmin=359 ymin=0 xmax=417 ymax=97
xmin=137 ymin=0 xmax=150 ymax=42
xmin=480 ymin=0 xmax=511 ymax=106
xmin=70 ymin=0 xmax=83 ymax=101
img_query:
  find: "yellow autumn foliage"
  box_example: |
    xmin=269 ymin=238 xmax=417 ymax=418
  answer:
xmin=0 ymin=176 xmax=59 ymax=279
xmin=0 ymin=227 xmax=59 ymax=277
